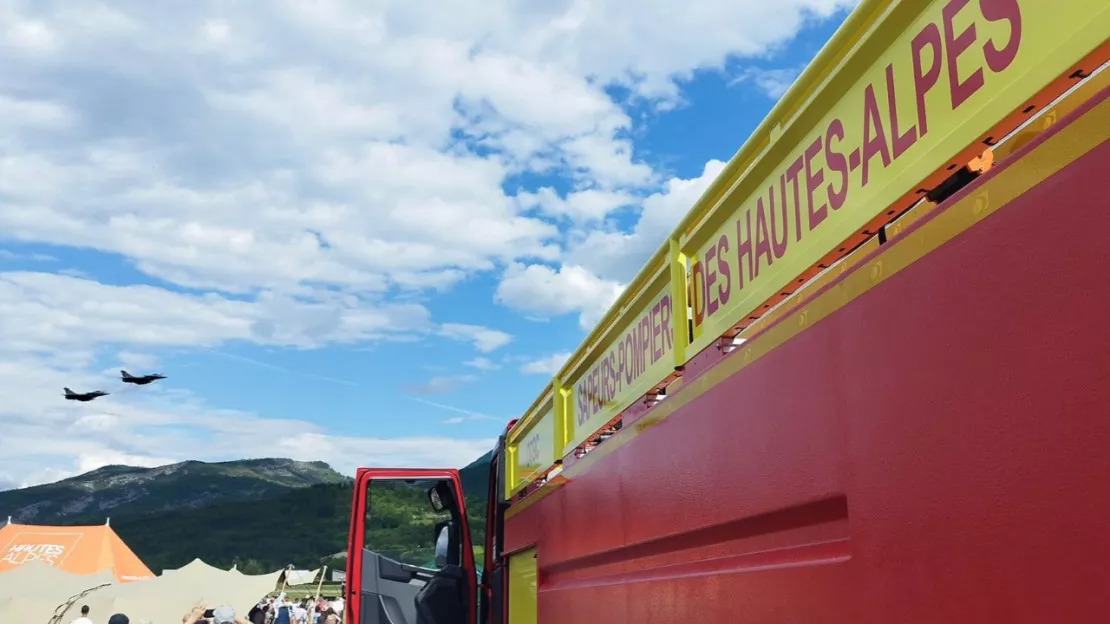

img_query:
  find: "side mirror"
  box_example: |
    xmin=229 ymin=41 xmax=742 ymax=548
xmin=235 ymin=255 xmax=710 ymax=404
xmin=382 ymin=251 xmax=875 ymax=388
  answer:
xmin=427 ymin=481 xmax=455 ymax=513
xmin=434 ymin=522 xmax=450 ymax=568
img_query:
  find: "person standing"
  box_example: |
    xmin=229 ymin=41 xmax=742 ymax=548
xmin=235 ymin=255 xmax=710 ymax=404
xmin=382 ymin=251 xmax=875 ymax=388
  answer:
xmin=291 ymin=601 xmax=308 ymax=624
xmin=274 ymin=598 xmax=291 ymax=624
xmin=71 ymin=605 xmax=93 ymax=624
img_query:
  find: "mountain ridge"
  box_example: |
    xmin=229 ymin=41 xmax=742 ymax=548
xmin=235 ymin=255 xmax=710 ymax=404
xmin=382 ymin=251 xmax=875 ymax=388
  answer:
xmin=0 ymin=453 xmax=494 ymax=572
xmin=0 ymin=458 xmax=350 ymax=524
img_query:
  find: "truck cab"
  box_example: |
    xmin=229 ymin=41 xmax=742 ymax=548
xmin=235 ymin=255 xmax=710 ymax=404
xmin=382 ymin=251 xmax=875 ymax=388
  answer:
xmin=344 ymin=451 xmax=507 ymax=624
xmin=343 ymin=1 xmax=1110 ymax=622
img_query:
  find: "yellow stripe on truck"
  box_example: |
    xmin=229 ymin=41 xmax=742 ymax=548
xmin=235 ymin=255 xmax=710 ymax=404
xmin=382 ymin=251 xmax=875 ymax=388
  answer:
xmin=507 ymin=548 xmax=538 ymax=624
xmin=501 ymin=0 xmax=1110 ymax=501
xmin=684 ymin=0 xmax=1110 ymax=357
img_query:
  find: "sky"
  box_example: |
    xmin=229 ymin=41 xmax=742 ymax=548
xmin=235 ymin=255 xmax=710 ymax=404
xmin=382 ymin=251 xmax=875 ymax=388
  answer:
xmin=0 ymin=0 xmax=855 ymax=490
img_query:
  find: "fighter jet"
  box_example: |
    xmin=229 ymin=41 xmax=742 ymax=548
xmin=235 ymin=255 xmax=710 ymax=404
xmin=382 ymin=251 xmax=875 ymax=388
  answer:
xmin=63 ymin=388 xmax=109 ymax=402
xmin=120 ymin=370 xmax=166 ymax=385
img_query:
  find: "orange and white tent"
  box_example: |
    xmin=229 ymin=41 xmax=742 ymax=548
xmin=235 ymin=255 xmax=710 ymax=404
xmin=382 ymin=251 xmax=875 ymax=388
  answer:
xmin=0 ymin=521 xmax=154 ymax=582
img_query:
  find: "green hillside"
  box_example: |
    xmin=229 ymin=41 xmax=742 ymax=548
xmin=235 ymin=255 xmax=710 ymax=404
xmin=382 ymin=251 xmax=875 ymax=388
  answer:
xmin=104 ymin=454 xmax=492 ymax=573
xmin=0 ymin=458 xmax=349 ymax=525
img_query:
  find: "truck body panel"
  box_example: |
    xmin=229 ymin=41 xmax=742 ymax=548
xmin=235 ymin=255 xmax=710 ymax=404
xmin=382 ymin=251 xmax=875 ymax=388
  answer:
xmin=502 ymin=86 xmax=1110 ymax=623
xmin=347 ymin=1 xmax=1110 ymax=621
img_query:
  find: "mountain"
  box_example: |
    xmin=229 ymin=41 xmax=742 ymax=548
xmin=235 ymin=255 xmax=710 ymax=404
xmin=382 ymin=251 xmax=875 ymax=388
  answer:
xmin=113 ymin=453 xmax=493 ymax=573
xmin=0 ymin=452 xmax=494 ymax=573
xmin=0 ymin=458 xmax=350 ymax=525
xmin=459 ymin=450 xmax=493 ymax=494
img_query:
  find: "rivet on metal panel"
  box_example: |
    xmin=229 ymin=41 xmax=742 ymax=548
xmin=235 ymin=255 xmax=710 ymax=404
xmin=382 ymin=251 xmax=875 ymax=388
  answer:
xmin=869 ymin=259 xmax=884 ymax=282
xmin=973 ymin=191 xmax=990 ymax=218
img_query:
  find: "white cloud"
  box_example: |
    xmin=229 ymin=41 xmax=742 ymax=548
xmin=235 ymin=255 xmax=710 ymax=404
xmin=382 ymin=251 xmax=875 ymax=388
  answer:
xmin=439 ymin=323 xmax=513 ymax=353
xmin=568 ymin=159 xmax=729 ymax=282
xmin=0 ymin=271 xmax=431 ymax=352
xmin=115 ymin=351 xmax=161 ymax=372
xmin=0 ymin=94 xmax=74 ymax=129
xmin=0 ymin=0 xmax=851 ymax=301
xmin=521 ymin=352 xmax=572 ymax=376
xmin=495 ymin=160 xmax=727 ymax=323
xmin=730 ymin=66 xmax=803 ymax=99
xmin=516 ymin=187 xmax=635 ymax=223
xmin=0 ymin=339 xmax=495 ymax=489
xmin=464 ymin=357 xmax=499 ymax=371
xmin=0 ymin=249 xmax=56 ymax=262
xmin=405 ymin=375 xmax=479 ymax=395
xmin=0 ymin=0 xmax=852 ymax=487
xmin=495 ymin=263 xmax=623 ymax=329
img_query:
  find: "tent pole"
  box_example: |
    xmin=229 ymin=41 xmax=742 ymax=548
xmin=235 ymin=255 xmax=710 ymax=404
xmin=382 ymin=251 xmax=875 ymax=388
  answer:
xmin=313 ymin=566 xmax=327 ymax=602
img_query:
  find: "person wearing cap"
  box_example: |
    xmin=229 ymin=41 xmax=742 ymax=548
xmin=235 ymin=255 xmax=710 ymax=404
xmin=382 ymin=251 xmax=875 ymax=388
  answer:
xmin=181 ymin=602 xmax=250 ymax=624
xmin=108 ymin=614 xmax=130 ymax=624
xmin=210 ymin=606 xmax=239 ymax=624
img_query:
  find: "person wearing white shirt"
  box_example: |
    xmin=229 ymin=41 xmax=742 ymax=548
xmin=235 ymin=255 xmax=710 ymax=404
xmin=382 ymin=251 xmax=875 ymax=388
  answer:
xmin=291 ymin=603 xmax=308 ymax=624
xmin=71 ymin=604 xmax=93 ymax=624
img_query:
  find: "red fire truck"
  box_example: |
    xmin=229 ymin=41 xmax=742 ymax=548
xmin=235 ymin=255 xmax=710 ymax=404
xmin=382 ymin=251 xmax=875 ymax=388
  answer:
xmin=345 ymin=1 xmax=1110 ymax=622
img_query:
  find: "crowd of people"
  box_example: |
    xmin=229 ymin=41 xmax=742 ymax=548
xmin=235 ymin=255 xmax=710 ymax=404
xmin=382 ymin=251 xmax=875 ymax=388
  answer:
xmin=248 ymin=594 xmax=344 ymax=624
xmin=68 ymin=593 xmax=345 ymax=624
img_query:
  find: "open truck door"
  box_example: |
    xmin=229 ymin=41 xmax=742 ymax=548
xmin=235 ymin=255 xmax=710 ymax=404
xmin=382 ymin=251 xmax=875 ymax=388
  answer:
xmin=346 ymin=468 xmax=478 ymax=624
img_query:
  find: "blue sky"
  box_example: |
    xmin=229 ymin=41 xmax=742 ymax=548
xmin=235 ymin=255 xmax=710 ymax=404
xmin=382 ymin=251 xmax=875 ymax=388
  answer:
xmin=0 ymin=0 xmax=853 ymax=489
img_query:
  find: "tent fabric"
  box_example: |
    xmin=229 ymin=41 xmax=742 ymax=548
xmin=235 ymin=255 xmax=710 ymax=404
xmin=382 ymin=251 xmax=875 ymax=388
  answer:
xmin=0 ymin=561 xmax=115 ymax=624
xmin=0 ymin=560 xmax=114 ymax=599
xmin=279 ymin=568 xmax=321 ymax=586
xmin=55 ymin=560 xmax=282 ymax=624
xmin=0 ymin=522 xmax=154 ymax=583
xmin=0 ymin=551 xmax=280 ymax=624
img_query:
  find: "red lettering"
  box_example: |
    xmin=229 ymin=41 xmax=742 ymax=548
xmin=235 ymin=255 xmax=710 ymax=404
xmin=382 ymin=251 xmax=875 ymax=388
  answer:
xmin=861 ymin=83 xmax=891 ymax=187
xmin=911 ymin=23 xmax=942 ymax=138
xmin=615 ymin=352 xmax=621 ymax=397
xmin=705 ymin=244 xmax=719 ymax=317
xmin=608 ymin=352 xmax=617 ymax=400
xmin=885 ymin=63 xmax=917 ymax=159
xmin=629 ymin=323 xmax=639 ymax=378
xmin=943 ymin=0 xmax=984 ymax=110
xmin=753 ymin=199 xmax=773 ymax=278
xmin=804 ymin=137 xmax=826 ymax=229
xmin=735 ymin=208 xmax=754 ymax=289
xmin=659 ymin=295 xmax=672 ymax=355
xmin=766 ymin=186 xmax=788 ymax=258
xmin=592 ymin=367 xmax=601 ymax=413
xmin=606 ymin=356 xmax=613 ymax=402
xmin=715 ymin=236 xmax=731 ymax=308
xmin=979 ymin=0 xmax=1022 ymax=73
xmin=825 ymin=119 xmax=848 ymax=210
xmin=587 ymin=384 xmax=594 ymax=417
xmin=615 ymin=351 xmax=622 ymax=395
xmin=624 ymin=335 xmax=634 ymax=384
xmin=603 ymin=353 xmax=612 ymax=399
xmin=618 ymin=336 xmax=628 ymax=385
xmin=651 ymin=302 xmax=662 ymax=362
xmin=786 ymin=157 xmax=805 ymax=242
xmin=630 ymin=330 xmax=639 ymax=384
xmin=690 ymin=260 xmax=705 ymax=325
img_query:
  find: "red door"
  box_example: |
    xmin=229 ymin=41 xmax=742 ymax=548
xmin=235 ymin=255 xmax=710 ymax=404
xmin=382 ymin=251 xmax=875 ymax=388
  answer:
xmin=345 ymin=468 xmax=478 ymax=624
